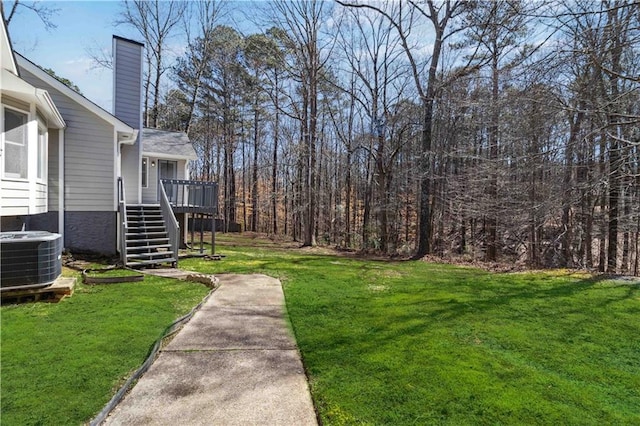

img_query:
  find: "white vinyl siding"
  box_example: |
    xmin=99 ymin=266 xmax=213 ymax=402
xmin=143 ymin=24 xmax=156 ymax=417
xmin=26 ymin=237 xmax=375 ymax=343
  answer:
xmin=0 ymin=178 xmax=30 ymax=215
xmin=35 ymin=181 xmax=47 ymax=212
xmin=0 ymin=178 xmax=45 ymax=214
xmin=48 ymin=129 xmax=60 ymax=210
xmin=1 ymin=102 xmax=48 ymax=215
xmin=2 ymin=95 xmax=30 ymax=111
xmin=19 ymin=68 xmax=116 ymax=212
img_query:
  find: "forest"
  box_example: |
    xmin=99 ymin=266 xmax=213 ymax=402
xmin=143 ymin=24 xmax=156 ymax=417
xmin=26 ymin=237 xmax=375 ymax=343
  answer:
xmin=113 ymin=1 xmax=640 ymax=273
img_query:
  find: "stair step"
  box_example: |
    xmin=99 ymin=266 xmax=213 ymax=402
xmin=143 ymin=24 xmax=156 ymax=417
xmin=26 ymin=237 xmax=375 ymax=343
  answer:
xmin=127 ymin=244 xmax=171 ymax=252
xmin=125 ymin=237 xmax=170 ymax=244
xmin=126 ymin=258 xmax=177 ymax=268
xmin=126 ymin=231 xmax=169 ymax=237
xmin=127 ymin=226 xmax=167 ymax=231
xmin=122 ymin=204 xmax=175 ymax=269
xmin=127 ymin=222 xmax=165 ymax=226
xmin=127 ymin=211 xmax=162 ymax=215
xmin=127 ymin=204 xmax=161 ymax=209
xmin=127 ymin=211 xmax=162 ymax=216
xmin=126 ymin=251 xmax=174 ymax=260
xmin=126 ymin=238 xmax=169 ymax=244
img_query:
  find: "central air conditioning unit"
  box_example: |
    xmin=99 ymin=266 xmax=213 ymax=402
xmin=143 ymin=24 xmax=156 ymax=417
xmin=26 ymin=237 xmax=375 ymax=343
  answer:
xmin=1 ymin=231 xmax=62 ymax=290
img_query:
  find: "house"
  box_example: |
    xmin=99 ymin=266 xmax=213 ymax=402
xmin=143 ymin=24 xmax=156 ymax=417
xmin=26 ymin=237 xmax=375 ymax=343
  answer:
xmin=1 ymin=16 xmax=213 ymax=267
xmin=1 ymin=15 xmax=66 ymax=230
xmin=141 ymin=128 xmax=195 ymax=205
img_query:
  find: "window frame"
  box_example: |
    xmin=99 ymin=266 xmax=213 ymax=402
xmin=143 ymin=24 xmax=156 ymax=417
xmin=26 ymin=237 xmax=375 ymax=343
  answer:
xmin=141 ymin=156 xmax=149 ymax=188
xmin=2 ymin=105 xmax=30 ymax=180
xmin=37 ymin=121 xmax=47 ymax=182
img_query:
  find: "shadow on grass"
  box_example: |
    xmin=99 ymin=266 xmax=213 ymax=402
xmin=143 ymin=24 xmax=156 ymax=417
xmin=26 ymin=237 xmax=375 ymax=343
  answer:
xmin=183 ymin=237 xmax=640 ymax=424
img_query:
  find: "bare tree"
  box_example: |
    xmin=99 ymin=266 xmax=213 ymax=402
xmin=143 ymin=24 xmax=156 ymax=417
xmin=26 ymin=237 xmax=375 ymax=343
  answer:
xmin=117 ymin=0 xmax=186 ymax=128
xmin=338 ymin=0 xmax=470 ymax=258
xmin=269 ymin=0 xmax=332 ymax=246
xmin=556 ymin=0 xmax=640 ymax=272
xmin=177 ymin=0 xmax=224 ymax=135
xmin=2 ymin=0 xmax=58 ymax=30
xmin=334 ymin=5 xmax=410 ymax=253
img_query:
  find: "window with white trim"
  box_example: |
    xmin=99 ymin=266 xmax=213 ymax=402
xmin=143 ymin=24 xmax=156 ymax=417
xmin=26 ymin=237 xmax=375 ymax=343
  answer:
xmin=142 ymin=157 xmax=149 ymax=188
xmin=37 ymin=125 xmax=46 ymax=180
xmin=3 ymin=107 xmax=29 ymax=179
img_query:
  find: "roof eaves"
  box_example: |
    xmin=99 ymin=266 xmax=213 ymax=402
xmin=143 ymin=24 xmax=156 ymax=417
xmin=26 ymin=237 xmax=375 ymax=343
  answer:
xmin=142 ymin=150 xmax=197 ymax=161
xmin=37 ymin=89 xmax=66 ymax=129
xmin=1 ymin=9 xmax=19 ymax=76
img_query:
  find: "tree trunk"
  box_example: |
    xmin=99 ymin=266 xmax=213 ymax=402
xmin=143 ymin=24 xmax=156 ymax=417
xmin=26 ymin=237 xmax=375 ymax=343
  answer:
xmin=252 ymin=95 xmax=259 ymax=232
xmin=485 ymin=38 xmax=499 ymax=262
xmin=562 ymin=110 xmax=583 ymax=267
xmin=304 ymin=56 xmax=318 ymax=247
xmin=272 ymin=73 xmax=280 ymax=235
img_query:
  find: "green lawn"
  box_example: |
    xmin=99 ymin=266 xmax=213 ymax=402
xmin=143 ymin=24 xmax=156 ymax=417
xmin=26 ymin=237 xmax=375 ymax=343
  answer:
xmin=0 ymin=271 xmax=209 ymax=425
xmin=182 ymin=234 xmax=640 ymax=425
xmin=2 ymin=235 xmax=638 ymax=425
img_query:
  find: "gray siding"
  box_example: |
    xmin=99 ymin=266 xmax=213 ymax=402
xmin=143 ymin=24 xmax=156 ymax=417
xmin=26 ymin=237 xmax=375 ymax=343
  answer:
xmin=113 ymin=38 xmax=143 ymax=128
xmin=114 ymin=37 xmax=143 ymax=204
xmin=65 ymin=211 xmax=117 ymax=255
xmin=19 ymin=68 xmax=116 ymax=212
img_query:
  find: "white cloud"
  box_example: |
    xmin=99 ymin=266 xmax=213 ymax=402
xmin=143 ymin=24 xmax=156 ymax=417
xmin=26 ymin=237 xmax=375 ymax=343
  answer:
xmin=57 ymin=56 xmax=113 ymax=112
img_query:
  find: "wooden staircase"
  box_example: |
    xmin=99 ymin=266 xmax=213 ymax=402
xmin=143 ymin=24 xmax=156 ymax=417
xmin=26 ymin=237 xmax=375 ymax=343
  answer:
xmin=124 ymin=205 xmax=177 ymax=268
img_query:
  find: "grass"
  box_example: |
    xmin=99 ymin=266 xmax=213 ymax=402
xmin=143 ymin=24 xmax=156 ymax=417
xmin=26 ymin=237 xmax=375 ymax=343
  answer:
xmin=0 ymin=268 xmax=210 ymax=425
xmin=182 ymin=234 xmax=640 ymax=425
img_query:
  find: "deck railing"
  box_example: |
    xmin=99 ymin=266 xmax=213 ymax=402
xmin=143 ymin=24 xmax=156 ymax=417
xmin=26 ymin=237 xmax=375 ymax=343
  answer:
xmin=159 ymin=181 xmax=180 ymax=267
xmin=159 ymin=179 xmax=218 ymax=214
xmin=117 ymin=177 xmax=128 ymax=266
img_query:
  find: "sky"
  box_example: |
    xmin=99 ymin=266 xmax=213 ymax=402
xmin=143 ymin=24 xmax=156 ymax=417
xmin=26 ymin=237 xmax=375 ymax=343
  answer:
xmin=6 ymin=1 xmax=137 ymax=111
xmin=4 ymin=0 xmax=436 ymax=114
xmin=4 ymin=0 xmax=259 ymax=112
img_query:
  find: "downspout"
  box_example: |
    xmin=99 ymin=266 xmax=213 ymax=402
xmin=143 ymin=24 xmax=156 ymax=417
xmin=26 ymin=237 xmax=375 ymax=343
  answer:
xmin=115 ymin=131 xmax=135 ymax=254
xmin=115 ymin=133 xmax=121 ymax=254
xmin=58 ymin=128 xmax=65 ymax=245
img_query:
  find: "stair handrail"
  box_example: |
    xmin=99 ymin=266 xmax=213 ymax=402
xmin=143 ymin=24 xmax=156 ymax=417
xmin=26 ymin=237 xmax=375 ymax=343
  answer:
xmin=117 ymin=177 xmax=128 ymax=266
xmin=159 ymin=180 xmax=180 ymax=267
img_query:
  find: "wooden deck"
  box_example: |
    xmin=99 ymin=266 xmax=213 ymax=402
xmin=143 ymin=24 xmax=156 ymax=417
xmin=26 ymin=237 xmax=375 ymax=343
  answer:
xmin=160 ymin=179 xmax=218 ymax=215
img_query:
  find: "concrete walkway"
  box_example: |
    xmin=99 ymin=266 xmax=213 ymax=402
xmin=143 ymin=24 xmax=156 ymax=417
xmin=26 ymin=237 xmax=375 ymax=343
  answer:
xmin=105 ymin=274 xmax=317 ymax=426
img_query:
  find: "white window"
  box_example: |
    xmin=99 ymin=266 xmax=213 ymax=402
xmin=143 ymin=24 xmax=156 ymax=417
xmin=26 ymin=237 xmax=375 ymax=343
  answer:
xmin=142 ymin=157 xmax=149 ymax=188
xmin=37 ymin=125 xmax=46 ymax=180
xmin=3 ymin=107 xmax=29 ymax=179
